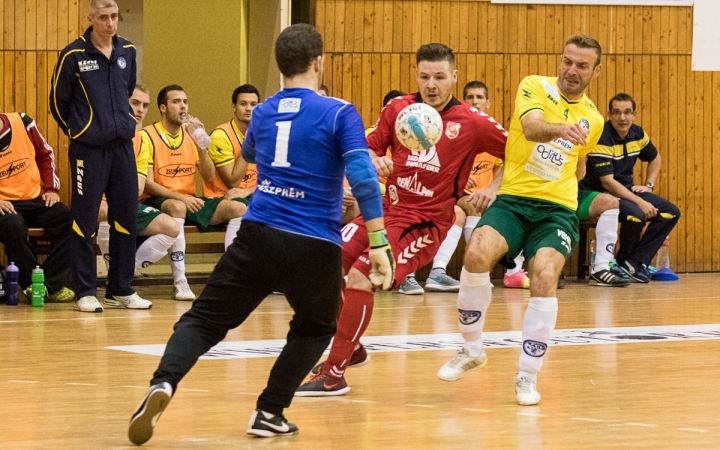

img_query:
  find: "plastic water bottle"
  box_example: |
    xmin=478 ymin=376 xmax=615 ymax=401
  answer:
xmin=5 ymin=262 xmax=19 ymax=306
xmin=589 ymin=239 xmax=596 ymax=272
xmin=31 ymin=266 xmax=45 ymax=307
xmin=182 ymin=114 xmax=211 ymax=150
xmin=656 ymin=236 xmax=671 ymax=269
xmin=0 ymin=265 xmax=6 ymax=304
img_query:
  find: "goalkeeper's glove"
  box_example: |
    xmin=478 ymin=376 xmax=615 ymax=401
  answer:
xmin=368 ymin=229 xmax=395 ymax=291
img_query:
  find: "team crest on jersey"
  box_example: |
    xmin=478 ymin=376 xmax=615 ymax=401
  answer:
xmin=117 ymin=57 xmax=127 ymax=69
xmin=278 ymin=98 xmax=301 ymax=113
xmin=445 ymin=122 xmax=461 ymax=140
xmin=405 ymin=146 xmax=441 ymax=173
xmin=0 ymin=158 xmax=31 ymax=179
xmin=579 ymin=118 xmax=590 ymax=131
xmin=388 ymin=185 xmax=399 ymax=205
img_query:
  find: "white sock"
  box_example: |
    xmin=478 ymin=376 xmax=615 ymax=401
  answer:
xmin=518 ymin=297 xmax=558 ymax=376
xmin=225 ymin=218 xmax=242 ymax=250
xmin=97 ymin=221 xmax=111 ymax=269
xmin=432 ymin=224 xmax=462 ymax=272
xmin=505 ymin=252 xmax=525 ymax=276
xmin=136 ymin=234 xmax=177 ymax=269
xmin=594 ymin=208 xmax=619 ymax=273
xmin=463 ymin=216 xmax=480 ymax=244
xmin=170 ymin=218 xmax=187 ymax=284
xmin=458 ymin=268 xmax=492 ymax=357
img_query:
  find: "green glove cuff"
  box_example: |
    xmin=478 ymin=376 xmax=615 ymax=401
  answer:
xmin=368 ymin=229 xmax=389 ymax=248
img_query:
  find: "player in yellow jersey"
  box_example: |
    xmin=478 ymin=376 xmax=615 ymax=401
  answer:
xmin=97 ymin=83 xmax=181 ymax=303
xmin=438 ymin=35 xmax=604 ymax=406
xmin=203 ymin=84 xmax=259 ymax=249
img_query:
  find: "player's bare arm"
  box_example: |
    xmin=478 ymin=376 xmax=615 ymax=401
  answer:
xmin=468 ymin=165 xmax=504 ymax=213
xmin=521 ymin=111 xmax=589 ymax=146
xmin=370 ymin=151 xmax=393 ymax=178
xmin=216 ymin=157 xmax=249 ymax=188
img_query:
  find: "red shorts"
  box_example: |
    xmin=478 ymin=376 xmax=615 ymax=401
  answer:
xmin=341 ymin=214 xmax=447 ymax=290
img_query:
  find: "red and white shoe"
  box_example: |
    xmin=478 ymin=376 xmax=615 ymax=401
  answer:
xmin=504 ymin=271 xmax=530 ymax=289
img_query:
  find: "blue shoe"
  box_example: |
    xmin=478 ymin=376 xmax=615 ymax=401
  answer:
xmin=617 ymin=260 xmax=650 ymax=283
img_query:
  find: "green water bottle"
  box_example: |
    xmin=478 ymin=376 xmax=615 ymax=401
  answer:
xmin=31 ymin=266 xmax=44 ymax=307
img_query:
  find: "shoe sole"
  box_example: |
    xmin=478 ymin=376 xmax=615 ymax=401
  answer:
xmin=311 ymin=355 xmax=370 ymax=375
xmin=588 ymin=279 xmax=631 ymax=287
xmin=424 ymin=284 xmax=460 ymax=292
xmin=294 ymin=386 xmax=350 ymax=397
xmin=173 ymin=296 xmax=195 ymax=301
xmin=128 ymin=389 xmax=171 ymax=445
xmin=75 ymin=305 xmax=103 ymax=313
xmin=247 ymin=428 xmax=299 ymax=437
xmin=516 ymin=395 xmax=541 ymax=406
xmin=437 ymin=356 xmax=488 ymax=382
xmin=617 ymin=266 xmax=650 ymax=283
xmin=398 ymin=289 xmax=424 ymax=295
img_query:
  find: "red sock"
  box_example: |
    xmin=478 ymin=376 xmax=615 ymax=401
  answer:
xmin=323 ymin=288 xmax=374 ymax=378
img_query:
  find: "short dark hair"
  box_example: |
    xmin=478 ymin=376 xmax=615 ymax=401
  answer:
xmin=565 ymin=35 xmax=602 ymax=67
xmin=319 ymin=84 xmax=329 ymax=95
xmin=157 ymin=84 xmax=184 ymax=108
xmin=416 ymin=43 xmax=454 ymax=67
xmin=275 ymin=23 xmax=323 ymax=78
xmin=232 ymin=84 xmax=260 ymax=104
xmin=382 ymin=90 xmax=405 ymax=107
xmin=609 ymin=93 xmax=636 ymax=112
xmin=463 ymin=81 xmax=488 ymax=99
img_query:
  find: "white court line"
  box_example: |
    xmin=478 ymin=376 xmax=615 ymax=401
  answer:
xmin=623 ymin=422 xmax=658 ymax=427
xmin=406 ymin=404 xmax=436 ymax=408
xmin=179 ymin=388 xmax=211 ymax=392
xmin=571 ymin=417 xmax=610 ymax=423
xmin=237 ymin=392 xmax=259 ymax=396
xmin=65 ymin=382 xmax=97 ymax=386
xmin=122 ymin=385 xmax=150 ymax=389
xmin=678 ymin=428 xmax=710 ymax=433
xmin=517 ymin=412 xmax=547 ymax=417
xmin=8 ymin=380 xmax=39 ymax=383
xmin=351 ymin=400 xmax=379 ymax=404
xmin=462 ymin=408 xmax=493 ymax=413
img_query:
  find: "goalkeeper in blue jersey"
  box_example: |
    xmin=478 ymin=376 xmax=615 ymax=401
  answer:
xmin=128 ymin=24 xmax=395 ymax=444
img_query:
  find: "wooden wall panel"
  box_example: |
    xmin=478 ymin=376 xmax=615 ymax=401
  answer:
xmin=317 ymin=1 xmax=715 ymax=274
xmin=1 ymin=1 xmax=88 ymax=205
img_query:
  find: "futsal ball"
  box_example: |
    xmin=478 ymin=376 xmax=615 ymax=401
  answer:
xmin=394 ymin=103 xmax=443 ymax=151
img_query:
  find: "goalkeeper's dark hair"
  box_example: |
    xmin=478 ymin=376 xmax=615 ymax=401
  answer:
xmin=416 ymin=43 xmax=454 ymax=67
xmin=275 ymin=23 xmax=323 ymax=78
xmin=382 ymin=90 xmax=405 ymax=106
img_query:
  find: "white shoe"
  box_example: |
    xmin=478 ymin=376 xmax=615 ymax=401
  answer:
xmin=173 ymin=280 xmax=196 ymax=301
xmin=134 ymin=266 xmax=144 ymax=277
xmin=75 ymin=296 xmax=104 ymax=313
xmin=437 ymin=348 xmax=487 ymax=381
xmin=105 ymin=292 xmax=153 ymax=310
xmin=128 ymin=382 xmax=173 ymax=445
xmin=515 ymin=375 xmax=541 ymax=405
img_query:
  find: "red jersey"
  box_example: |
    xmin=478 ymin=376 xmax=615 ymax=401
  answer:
xmin=367 ymin=93 xmax=507 ymax=228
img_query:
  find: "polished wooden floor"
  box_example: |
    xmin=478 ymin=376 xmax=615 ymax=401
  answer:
xmin=1 ymin=274 xmax=719 ymax=449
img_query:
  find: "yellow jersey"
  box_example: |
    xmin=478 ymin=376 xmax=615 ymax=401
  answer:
xmin=203 ymin=119 xmax=257 ymax=197
xmin=498 ymin=75 xmax=603 ymax=210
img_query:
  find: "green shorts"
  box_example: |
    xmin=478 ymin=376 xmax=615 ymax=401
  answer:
xmin=576 ymin=189 xmax=600 ymax=221
xmin=142 ymin=196 xmax=249 ymax=232
xmin=476 ymin=194 xmax=579 ymax=264
xmin=136 ymin=204 xmax=163 ymax=233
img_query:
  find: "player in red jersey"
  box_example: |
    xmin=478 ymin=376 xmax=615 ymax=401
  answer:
xmin=296 ymin=43 xmax=507 ymax=396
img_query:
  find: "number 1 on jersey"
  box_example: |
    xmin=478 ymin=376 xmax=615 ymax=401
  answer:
xmin=272 ymin=121 xmax=292 ymax=167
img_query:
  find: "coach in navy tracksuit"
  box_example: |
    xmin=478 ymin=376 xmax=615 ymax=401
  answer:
xmin=50 ymin=2 xmax=150 ymax=312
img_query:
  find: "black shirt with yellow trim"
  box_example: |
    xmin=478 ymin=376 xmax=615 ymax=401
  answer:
xmin=579 ymin=121 xmax=658 ymax=192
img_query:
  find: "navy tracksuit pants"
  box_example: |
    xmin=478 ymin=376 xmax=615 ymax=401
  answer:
xmin=617 ymin=191 xmax=680 ymax=267
xmin=69 ymin=139 xmax=138 ymax=298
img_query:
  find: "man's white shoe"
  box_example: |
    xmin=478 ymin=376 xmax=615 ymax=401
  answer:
xmin=515 ymin=375 xmax=541 ymax=405
xmin=106 ymin=292 xmax=153 ymax=309
xmin=75 ymin=296 xmax=104 ymax=313
xmin=437 ymin=348 xmax=487 ymax=381
xmin=173 ymin=280 xmax=196 ymax=301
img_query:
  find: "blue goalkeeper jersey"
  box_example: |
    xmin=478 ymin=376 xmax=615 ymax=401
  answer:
xmin=242 ymin=87 xmax=381 ymax=246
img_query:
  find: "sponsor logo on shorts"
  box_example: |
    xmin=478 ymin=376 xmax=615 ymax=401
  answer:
xmin=523 ymin=339 xmax=547 ymax=357
xmin=557 ymin=229 xmax=572 ymax=253
xmin=159 ymin=163 xmax=195 ymax=178
xmin=0 ymin=158 xmax=31 ymax=179
xmin=257 ymin=179 xmax=305 ymax=199
xmin=170 ymin=251 xmax=184 ymax=262
xmin=458 ymin=308 xmax=481 ymax=325
xmin=396 ymin=172 xmax=435 ymax=198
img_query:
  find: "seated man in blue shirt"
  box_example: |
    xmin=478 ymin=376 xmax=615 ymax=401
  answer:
xmin=578 ymin=93 xmax=680 ymax=283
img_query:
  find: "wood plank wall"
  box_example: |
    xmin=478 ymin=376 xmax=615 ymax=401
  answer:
xmin=1 ymin=0 xmax=89 ymax=205
xmin=315 ymin=1 xmax=719 ymax=274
